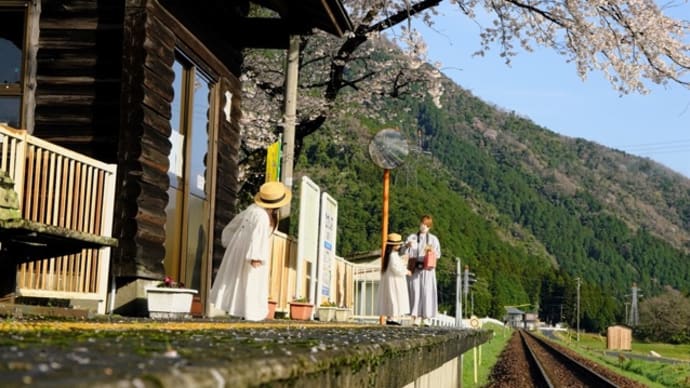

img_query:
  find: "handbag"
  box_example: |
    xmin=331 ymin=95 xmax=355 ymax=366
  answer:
xmin=423 ymin=249 xmax=437 ymax=269
xmin=407 ymin=257 xmax=417 ymax=274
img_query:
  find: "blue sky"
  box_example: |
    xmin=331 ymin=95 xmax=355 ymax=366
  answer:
xmin=410 ymin=4 xmax=690 ymax=178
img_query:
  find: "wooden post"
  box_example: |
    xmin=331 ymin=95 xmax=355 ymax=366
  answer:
xmin=381 ymin=169 xmax=390 ymax=264
xmin=379 ymin=169 xmax=390 ymax=325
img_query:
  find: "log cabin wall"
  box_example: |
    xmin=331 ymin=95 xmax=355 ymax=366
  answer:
xmin=116 ymin=0 xmax=243 ymax=286
xmin=32 ymin=0 xmax=124 ymax=163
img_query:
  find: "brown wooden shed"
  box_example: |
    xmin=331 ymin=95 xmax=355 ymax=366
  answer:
xmin=607 ymin=325 xmax=632 ymax=350
xmin=1 ymin=0 xmax=351 ymax=316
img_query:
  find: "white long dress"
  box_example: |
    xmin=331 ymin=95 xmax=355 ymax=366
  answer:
xmin=404 ymin=232 xmax=441 ymax=319
xmin=209 ymin=204 xmax=273 ymax=321
xmin=376 ymin=250 xmax=410 ymax=317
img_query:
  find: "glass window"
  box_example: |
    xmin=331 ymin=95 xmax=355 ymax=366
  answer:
xmin=164 ymin=56 xmax=212 ymax=292
xmin=0 ymin=8 xmax=25 ymax=128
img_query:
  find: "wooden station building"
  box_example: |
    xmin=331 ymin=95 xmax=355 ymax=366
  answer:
xmin=0 ymin=0 xmax=351 ymax=315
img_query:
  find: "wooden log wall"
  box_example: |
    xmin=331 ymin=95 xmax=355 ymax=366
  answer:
xmin=117 ymin=0 xmax=243 ymax=279
xmin=32 ymin=0 xmax=124 ymax=163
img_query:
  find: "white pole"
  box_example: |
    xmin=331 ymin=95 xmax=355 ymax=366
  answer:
xmin=280 ymin=35 xmax=299 ymax=219
xmin=455 ymin=257 xmax=463 ymax=328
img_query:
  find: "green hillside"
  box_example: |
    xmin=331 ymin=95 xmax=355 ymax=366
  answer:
xmin=290 ymin=71 xmax=690 ymax=333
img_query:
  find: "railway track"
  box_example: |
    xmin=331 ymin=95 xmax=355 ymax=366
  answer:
xmin=486 ymin=330 xmax=647 ymax=388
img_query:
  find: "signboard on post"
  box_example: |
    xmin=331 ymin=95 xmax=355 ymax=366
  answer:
xmin=314 ymin=192 xmax=338 ymax=305
xmin=296 ymin=176 xmax=320 ymax=302
xmin=265 ymin=137 xmax=282 ymax=182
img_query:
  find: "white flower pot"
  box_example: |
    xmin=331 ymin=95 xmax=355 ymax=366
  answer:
xmin=334 ymin=308 xmax=351 ymax=322
xmin=145 ymin=287 xmax=198 ymax=319
xmin=316 ymin=307 xmax=337 ymax=322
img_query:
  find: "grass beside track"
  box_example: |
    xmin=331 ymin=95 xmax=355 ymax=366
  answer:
xmin=553 ymin=331 xmax=690 ymax=388
xmin=461 ymin=323 xmax=513 ymax=387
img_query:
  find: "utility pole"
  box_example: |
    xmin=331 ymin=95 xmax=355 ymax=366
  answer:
xmin=279 ymin=35 xmax=300 ymax=219
xmin=455 ymin=257 xmax=463 ymax=328
xmin=575 ymin=278 xmax=581 ymax=342
xmin=463 ymin=265 xmax=468 ymax=319
xmin=629 ymin=282 xmax=640 ymax=326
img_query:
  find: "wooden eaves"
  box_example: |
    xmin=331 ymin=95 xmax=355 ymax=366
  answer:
xmin=241 ymin=0 xmax=354 ymax=48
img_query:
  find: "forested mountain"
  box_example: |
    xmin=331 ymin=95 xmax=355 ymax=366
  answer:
xmin=289 ymin=64 xmax=690 ymax=333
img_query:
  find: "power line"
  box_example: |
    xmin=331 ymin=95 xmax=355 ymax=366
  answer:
xmin=634 ymin=148 xmax=690 ymax=156
xmin=615 ymin=139 xmax=690 ymax=155
xmin=618 ymin=139 xmax=690 ymax=149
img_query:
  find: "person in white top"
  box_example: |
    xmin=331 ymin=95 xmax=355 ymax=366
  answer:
xmin=209 ymin=181 xmax=291 ymax=321
xmin=376 ymin=233 xmax=411 ymax=325
xmin=404 ymin=215 xmax=441 ymax=326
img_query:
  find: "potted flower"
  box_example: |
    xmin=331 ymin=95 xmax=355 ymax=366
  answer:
xmin=289 ymin=297 xmax=313 ymax=321
xmin=145 ymin=276 xmax=198 ymax=319
xmin=267 ymin=300 xmax=278 ymax=320
xmin=316 ymin=300 xmax=337 ymax=322
xmin=334 ymin=306 xmax=351 ymax=322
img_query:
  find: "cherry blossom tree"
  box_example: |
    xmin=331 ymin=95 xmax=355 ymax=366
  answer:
xmin=237 ymin=0 xmax=690 ymax=188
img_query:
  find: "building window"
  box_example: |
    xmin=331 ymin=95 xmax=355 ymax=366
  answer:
xmin=164 ymin=55 xmax=214 ymax=292
xmin=0 ymin=6 xmax=26 ymax=128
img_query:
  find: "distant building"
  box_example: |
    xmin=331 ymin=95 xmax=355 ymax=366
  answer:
xmin=524 ymin=313 xmax=539 ymax=330
xmin=503 ymin=307 xmax=540 ymax=329
xmin=504 ymin=307 xmax=524 ymax=328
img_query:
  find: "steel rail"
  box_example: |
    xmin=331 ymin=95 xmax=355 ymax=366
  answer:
xmin=520 ymin=330 xmax=620 ymax=387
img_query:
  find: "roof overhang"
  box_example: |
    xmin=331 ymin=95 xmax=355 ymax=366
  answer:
xmin=252 ymin=0 xmax=353 ymax=38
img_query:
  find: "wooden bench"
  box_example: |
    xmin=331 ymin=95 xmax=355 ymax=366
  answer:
xmin=0 ymin=124 xmax=118 ymax=314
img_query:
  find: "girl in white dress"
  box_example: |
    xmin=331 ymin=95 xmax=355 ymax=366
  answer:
xmin=376 ymin=233 xmax=411 ymax=325
xmin=209 ymin=182 xmax=291 ymax=321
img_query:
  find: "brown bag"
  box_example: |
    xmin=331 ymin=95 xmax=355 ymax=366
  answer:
xmin=423 ymin=250 xmax=437 ymax=269
xmin=407 ymin=257 xmax=417 ymax=274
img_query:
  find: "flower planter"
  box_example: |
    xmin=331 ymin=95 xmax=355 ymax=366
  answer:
xmin=191 ymin=295 xmax=203 ymax=317
xmin=146 ymin=287 xmax=198 ymax=319
xmin=316 ymin=307 xmax=337 ymax=322
xmin=289 ymin=302 xmax=314 ymax=321
xmin=267 ymin=300 xmax=278 ymax=320
xmin=334 ymin=308 xmax=350 ymax=322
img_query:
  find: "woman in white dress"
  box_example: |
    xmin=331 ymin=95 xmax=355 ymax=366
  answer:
xmin=404 ymin=215 xmax=441 ymax=326
xmin=209 ymin=181 xmax=291 ymax=321
xmin=377 ymin=233 xmax=411 ymax=325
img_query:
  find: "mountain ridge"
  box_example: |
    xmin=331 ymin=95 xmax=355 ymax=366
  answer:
xmin=432 ymin=75 xmax=690 ymax=252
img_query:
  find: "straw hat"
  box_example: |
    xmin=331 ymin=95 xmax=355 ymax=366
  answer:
xmin=254 ymin=181 xmax=292 ymax=209
xmin=386 ymin=233 xmax=404 ymax=245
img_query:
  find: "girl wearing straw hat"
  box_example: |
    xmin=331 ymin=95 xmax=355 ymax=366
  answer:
xmin=209 ymin=181 xmax=291 ymax=321
xmin=376 ymin=233 xmax=411 ymax=325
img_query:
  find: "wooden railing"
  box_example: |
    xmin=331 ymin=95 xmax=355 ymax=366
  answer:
xmin=0 ymin=124 xmax=117 ymax=314
xmin=268 ymin=231 xmax=299 ymax=312
xmin=269 ymin=232 xmax=355 ymax=315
